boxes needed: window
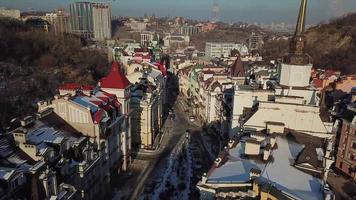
[352,141,356,149]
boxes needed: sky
[1,0,356,24]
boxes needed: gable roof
[230,56,245,77]
[100,62,131,89]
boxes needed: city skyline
[1,0,356,24]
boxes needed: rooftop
[100,62,131,90]
[206,134,324,200]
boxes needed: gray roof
[206,136,323,200]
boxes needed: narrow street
[112,73,216,200]
[113,101,214,199]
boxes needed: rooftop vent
[20,116,35,127]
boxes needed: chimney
[263,143,272,161]
[202,173,207,184]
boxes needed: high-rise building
[92,3,112,40]
[69,2,93,38]
[44,9,71,35]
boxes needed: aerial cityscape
[0,0,355,200]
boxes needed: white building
[163,34,190,47]
[44,10,72,35]
[140,31,154,46]
[205,42,249,59]
[92,3,111,40]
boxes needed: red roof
[312,78,323,89]
[100,62,131,89]
[134,48,149,53]
[58,83,95,91]
[230,56,245,77]
[157,62,167,76]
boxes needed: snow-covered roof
[206,136,323,200]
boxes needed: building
[196,22,217,32]
[205,42,249,59]
[197,131,334,200]
[98,62,133,170]
[163,34,190,48]
[44,10,71,35]
[127,65,167,149]
[334,89,356,180]
[179,24,200,36]
[0,7,20,19]
[25,18,50,32]
[92,3,111,40]
[8,112,100,199]
[247,32,263,51]
[69,2,93,38]
[140,31,154,46]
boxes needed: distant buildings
[205,42,249,58]
[129,20,147,32]
[247,32,263,51]
[69,2,93,38]
[196,22,217,32]
[163,34,190,48]
[92,3,111,40]
[0,7,20,19]
[25,18,50,32]
[140,31,155,46]
[44,10,72,35]
[179,24,200,36]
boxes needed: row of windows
[68,105,89,124]
[14,133,24,137]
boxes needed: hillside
[0,18,108,129]
[262,13,356,74]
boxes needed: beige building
[44,10,72,35]
[37,83,131,172]
[11,112,105,200]
[98,62,132,170]
[128,67,166,149]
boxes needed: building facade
[205,42,249,58]
[44,10,72,35]
[179,25,200,36]
[335,99,356,180]
[92,3,111,40]
[69,2,93,38]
